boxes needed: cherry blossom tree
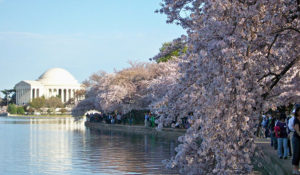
[152,0,300,174]
[72,71,108,116]
[72,61,181,116]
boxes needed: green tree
[45,97,64,108]
[29,96,46,110]
[47,108,52,115]
[29,96,64,114]
[17,106,25,115]
[7,104,17,114]
[154,39,187,63]
[1,89,16,105]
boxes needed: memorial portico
[15,68,84,105]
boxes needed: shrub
[29,96,46,110]
[45,97,64,108]
[7,104,17,114]
[27,107,34,114]
[59,108,67,114]
[16,107,25,115]
[47,108,53,115]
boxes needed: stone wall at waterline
[85,122,185,140]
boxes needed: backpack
[274,126,281,138]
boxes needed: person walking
[144,113,149,127]
[292,106,300,174]
[275,113,289,159]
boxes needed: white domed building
[15,68,84,105]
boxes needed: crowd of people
[143,112,156,127]
[86,112,158,127]
[86,112,133,125]
[261,104,300,174]
[86,111,194,129]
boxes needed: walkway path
[255,138,293,175]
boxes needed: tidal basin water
[0,117,179,175]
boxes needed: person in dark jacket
[275,113,289,159]
[269,116,278,150]
[292,106,300,175]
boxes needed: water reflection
[0,117,179,175]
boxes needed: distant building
[14,68,84,105]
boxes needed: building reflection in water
[28,118,86,174]
[0,117,179,174]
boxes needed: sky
[0,0,185,97]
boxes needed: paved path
[255,138,293,175]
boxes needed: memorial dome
[37,68,79,85]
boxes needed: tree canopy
[72,60,180,116]
[153,0,300,174]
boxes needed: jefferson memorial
[15,68,84,105]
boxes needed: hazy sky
[0,0,185,97]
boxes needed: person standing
[144,113,149,127]
[275,113,289,159]
[292,106,300,174]
[150,114,155,127]
[128,113,133,125]
[117,113,122,124]
[288,113,295,156]
[262,115,270,138]
[269,116,278,150]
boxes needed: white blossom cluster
[152,0,299,174]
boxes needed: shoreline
[1,114,74,119]
[85,121,186,140]
[85,122,292,175]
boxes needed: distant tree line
[7,104,25,115]
[0,89,16,106]
[4,95,67,115]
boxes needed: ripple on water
[0,117,179,175]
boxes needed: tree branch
[272,27,300,34]
[262,56,300,99]
[257,72,278,82]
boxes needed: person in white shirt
[289,116,295,132]
[289,114,295,155]
[117,114,122,124]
